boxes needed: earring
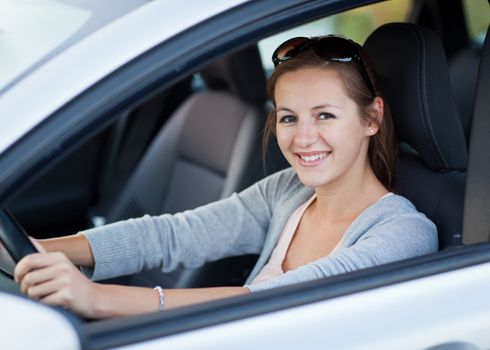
[369,129,375,134]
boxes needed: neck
[312,162,388,222]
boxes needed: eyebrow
[276,107,294,113]
[276,103,341,112]
[312,103,341,110]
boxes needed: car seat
[364,23,468,249]
[105,46,267,222]
[102,45,269,287]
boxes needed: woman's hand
[14,247,99,318]
[13,239,252,318]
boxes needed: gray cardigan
[82,168,438,292]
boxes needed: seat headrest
[200,45,267,105]
[364,23,467,171]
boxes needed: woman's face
[275,67,376,190]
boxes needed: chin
[295,172,332,188]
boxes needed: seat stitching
[394,24,448,169]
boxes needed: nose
[294,119,318,148]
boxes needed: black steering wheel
[0,209,38,264]
[0,211,83,319]
[0,211,84,319]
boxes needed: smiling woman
[265,36,396,190]
[12,33,438,319]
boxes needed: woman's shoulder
[375,193,424,216]
[345,193,438,255]
[238,167,311,211]
[367,193,437,243]
[358,193,437,236]
[254,167,304,194]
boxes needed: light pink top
[250,192,394,285]
[250,194,319,285]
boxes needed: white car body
[121,262,490,350]
[4,260,490,350]
[1,293,81,350]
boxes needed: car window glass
[258,0,411,73]
[462,0,489,45]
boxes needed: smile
[300,153,329,162]
[295,151,332,166]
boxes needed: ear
[365,96,384,136]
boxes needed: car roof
[0,0,149,92]
[0,0,249,154]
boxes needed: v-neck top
[81,167,436,293]
[249,192,393,286]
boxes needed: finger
[20,264,63,294]
[14,252,68,283]
[40,289,74,310]
[27,278,66,300]
[14,254,40,283]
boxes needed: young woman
[14,36,438,318]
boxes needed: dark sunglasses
[272,36,376,97]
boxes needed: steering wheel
[0,211,84,320]
[0,209,38,264]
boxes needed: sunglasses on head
[272,36,376,97]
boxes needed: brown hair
[263,48,397,189]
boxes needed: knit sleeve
[245,212,437,293]
[80,168,296,281]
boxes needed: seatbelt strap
[462,25,490,244]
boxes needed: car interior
[3,0,488,295]
[365,22,468,250]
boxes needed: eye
[278,115,296,124]
[318,112,336,120]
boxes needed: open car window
[258,0,412,72]
[463,0,490,43]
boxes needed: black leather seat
[104,46,268,287]
[364,23,468,249]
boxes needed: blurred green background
[259,0,489,70]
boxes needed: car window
[258,0,412,72]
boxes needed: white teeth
[300,153,329,162]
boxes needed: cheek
[275,127,291,152]
[276,127,290,149]
[327,123,368,151]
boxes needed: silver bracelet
[154,285,164,311]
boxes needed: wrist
[88,282,107,319]
[88,284,166,318]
